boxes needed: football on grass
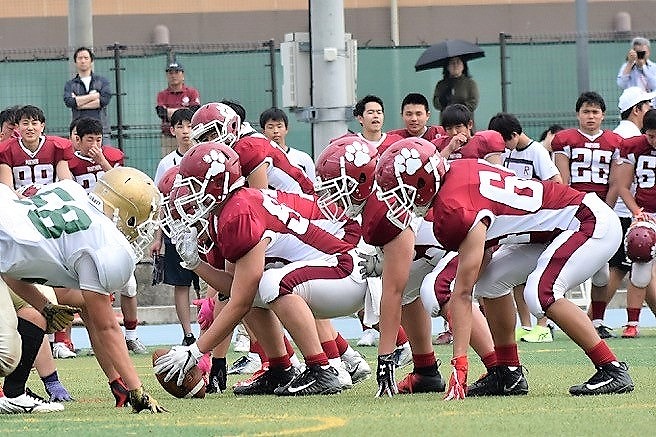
[152,348,206,398]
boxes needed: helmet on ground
[314,136,378,222]
[625,221,656,263]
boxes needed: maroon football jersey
[235,133,314,194]
[433,130,506,161]
[210,188,356,264]
[551,128,622,200]
[68,145,124,192]
[432,160,586,251]
[0,135,74,188]
[619,135,656,213]
[387,125,446,142]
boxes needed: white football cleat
[52,342,76,359]
[356,329,378,347]
[0,388,64,414]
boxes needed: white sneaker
[227,353,262,374]
[392,342,412,368]
[52,342,76,359]
[341,350,372,384]
[233,333,250,353]
[0,388,64,414]
[335,363,353,390]
[357,329,378,347]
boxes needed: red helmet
[374,137,447,229]
[157,165,180,197]
[190,102,241,147]
[314,136,379,221]
[625,221,656,263]
[171,142,244,232]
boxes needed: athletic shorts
[163,239,200,287]
[608,216,632,272]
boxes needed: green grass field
[5,330,656,436]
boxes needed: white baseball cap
[618,86,656,112]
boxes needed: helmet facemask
[315,156,361,222]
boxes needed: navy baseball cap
[166,62,184,72]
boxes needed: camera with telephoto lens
[637,51,646,60]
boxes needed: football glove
[206,358,227,394]
[192,297,215,330]
[129,386,168,413]
[444,355,468,401]
[358,251,383,278]
[41,303,80,333]
[153,343,204,386]
[175,227,202,270]
[375,353,398,398]
[109,377,130,407]
[44,379,74,402]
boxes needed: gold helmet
[89,167,162,258]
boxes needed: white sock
[124,329,137,341]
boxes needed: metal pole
[67,0,93,74]
[108,43,127,151]
[575,0,590,93]
[499,32,510,113]
[266,39,277,108]
[390,0,400,47]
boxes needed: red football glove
[193,297,215,330]
[444,355,468,401]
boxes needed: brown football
[152,348,206,399]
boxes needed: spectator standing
[388,93,445,141]
[63,47,112,143]
[433,57,479,119]
[155,62,201,157]
[617,37,656,95]
[259,107,315,182]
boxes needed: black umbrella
[415,39,485,72]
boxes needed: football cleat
[341,351,372,384]
[392,342,413,367]
[0,388,64,414]
[126,338,148,354]
[397,371,446,394]
[467,366,529,397]
[233,366,297,395]
[569,361,634,396]
[52,342,76,359]
[514,327,531,342]
[274,365,342,396]
[227,354,262,375]
[335,363,353,390]
[520,325,553,343]
[356,329,378,347]
[621,325,639,339]
[595,324,616,339]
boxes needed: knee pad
[630,262,653,288]
[591,264,610,287]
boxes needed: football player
[551,92,623,339]
[607,108,656,335]
[154,142,380,396]
[0,105,73,191]
[387,93,445,141]
[375,139,634,400]
[0,167,166,413]
[314,137,504,398]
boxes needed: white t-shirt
[613,120,642,218]
[154,149,185,186]
[501,139,559,181]
[0,180,136,294]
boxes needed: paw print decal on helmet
[203,149,227,179]
[345,141,373,167]
[394,147,422,176]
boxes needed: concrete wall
[0,2,653,49]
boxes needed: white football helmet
[89,167,162,259]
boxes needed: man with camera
[617,37,656,97]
